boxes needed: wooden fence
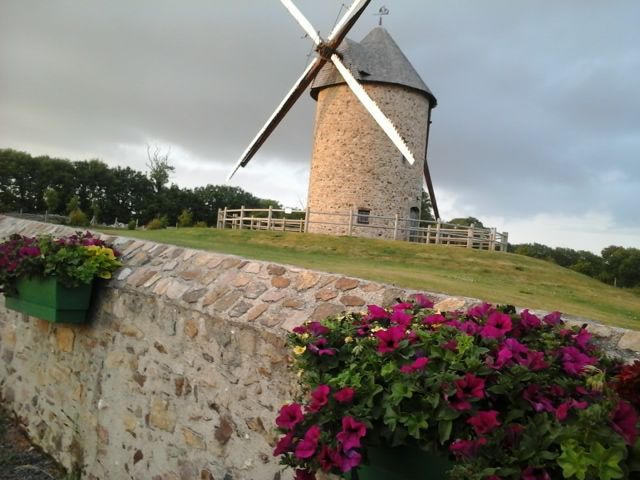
[217,207,508,252]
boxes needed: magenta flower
[375,326,405,353]
[273,431,295,456]
[294,469,316,480]
[467,410,501,435]
[572,328,592,351]
[400,356,429,374]
[521,350,549,371]
[292,325,307,334]
[295,425,321,459]
[542,311,562,325]
[331,448,362,472]
[276,403,304,430]
[18,246,40,256]
[521,466,551,480]
[308,385,331,413]
[559,346,595,376]
[307,338,336,356]
[307,321,330,336]
[317,445,334,472]
[390,309,412,326]
[610,400,639,445]
[366,304,390,320]
[467,303,492,318]
[455,373,486,400]
[522,385,555,413]
[336,416,367,451]
[480,311,513,338]
[441,339,458,351]
[424,313,447,326]
[520,309,541,329]
[413,293,434,308]
[449,437,487,459]
[494,338,529,369]
[333,387,355,404]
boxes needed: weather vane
[374,5,389,26]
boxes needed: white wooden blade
[279,0,322,46]
[227,57,323,181]
[331,54,418,165]
[328,0,370,42]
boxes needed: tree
[43,187,60,213]
[146,145,175,194]
[66,195,80,214]
[448,216,485,228]
[420,191,435,222]
[178,209,193,227]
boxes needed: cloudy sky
[1,1,638,253]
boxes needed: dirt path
[0,403,67,480]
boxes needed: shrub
[127,220,136,230]
[178,209,193,228]
[146,218,165,230]
[194,221,208,228]
[68,208,89,226]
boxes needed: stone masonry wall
[0,216,639,480]
[307,83,430,240]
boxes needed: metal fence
[217,207,508,252]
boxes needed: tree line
[0,148,281,227]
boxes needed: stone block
[184,318,199,338]
[54,326,75,352]
[335,278,359,291]
[182,288,207,304]
[295,272,320,291]
[315,288,338,301]
[243,262,262,274]
[246,303,268,322]
[120,324,144,339]
[619,331,640,352]
[311,303,344,321]
[434,297,468,312]
[215,415,235,445]
[271,276,290,289]
[340,295,365,307]
[261,290,286,303]
[182,427,206,450]
[149,398,177,433]
[267,264,286,276]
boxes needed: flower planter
[350,444,452,480]
[4,276,93,324]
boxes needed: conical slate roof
[310,27,437,106]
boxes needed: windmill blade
[328,0,371,42]
[280,0,322,45]
[330,53,419,165]
[423,165,440,220]
[227,56,327,181]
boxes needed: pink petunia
[336,416,367,451]
[375,326,405,353]
[455,373,486,400]
[294,425,321,459]
[390,309,413,327]
[331,448,362,472]
[275,403,304,430]
[366,304,390,320]
[610,400,638,445]
[480,311,513,338]
[467,410,501,435]
[308,385,331,413]
[424,313,447,326]
[520,309,541,329]
[400,356,429,374]
[273,431,295,456]
[467,303,492,318]
[333,387,356,404]
[449,437,487,459]
[413,293,434,308]
[542,311,562,325]
[559,346,596,376]
[294,469,316,480]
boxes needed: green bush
[68,208,89,226]
[146,218,165,230]
[178,209,193,227]
[127,220,136,230]
[194,221,207,228]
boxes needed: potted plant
[0,231,122,323]
[274,296,640,479]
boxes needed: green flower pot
[350,444,452,480]
[5,276,93,324]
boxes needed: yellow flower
[300,333,310,340]
[344,336,353,343]
[371,326,385,333]
[293,346,306,356]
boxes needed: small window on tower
[357,209,371,224]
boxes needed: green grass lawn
[100,227,640,330]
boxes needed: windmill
[228,0,440,236]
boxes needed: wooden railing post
[435,220,442,245]
[393,214,399,240]
[239,206,245,230]
[489,228,497,251]
[304,207,310,233]
[267,205,272,231]
[467,223,475,249]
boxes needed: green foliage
[146,217,166,230]
[194,221,207,228]
[127,220,137,230]
[0,232,122,294]
[177,209,193,228]
[448,216,485,228]
[421,191,435,222]
[276,300,639,478]
[66,195,80,214]
[43,187,59,213]
[68,208,89,226]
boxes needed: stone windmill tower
[228,1,439,241]
[307,26,437,239]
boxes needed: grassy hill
[101,227,640,330]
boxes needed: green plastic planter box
[4,276,93,324]
[349,444,452,480]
